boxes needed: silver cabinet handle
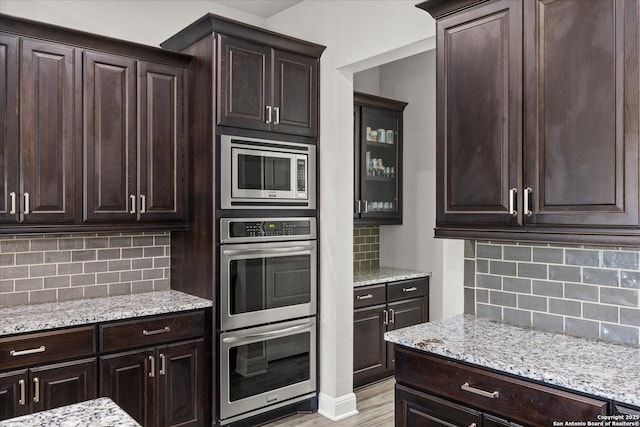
[524,187,532,216]
[10,346,45,357]
[461,382,499,399]
[266,106,272,124]
[389,308,395,324]
[140,194,146,214]
[403,287,418,293]
[469,424,477,427]
[355,200,361,214]
[356,294,373,300]
[9,192,16,215]
[159,353,166,376]
[130,194,136,214]
[363,200,368,213]
[23,193,29,215]
[508,187,517,216]
[274,106,280,125]
[383,309,389,325]
[223,246,313,256]
[143,326,170,336]
[32,377,39,403]
[148,355,155,378]
[18,379,25,405]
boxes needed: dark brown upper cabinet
[0,14,190,233]
[354,92,407,225]
[218,34,318,137]
[420,0,640,245]
[0,36,80,226]
[84,51,186,223]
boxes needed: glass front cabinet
[354,92,407,224]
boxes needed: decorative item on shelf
[377,128,386,143]
[366,127,373,141]
[386,130,395,144]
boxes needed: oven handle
[222,246,314,256]
[222,322,314,344]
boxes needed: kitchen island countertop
[0,289,212,336]
[353,266,431,288]
[0,397,139,427]
[385,314,640,407]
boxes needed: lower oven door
[220,317,316,423]
[220,240,317,331]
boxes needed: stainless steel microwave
[221,135,316,209]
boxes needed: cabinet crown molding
[416,0,492,19]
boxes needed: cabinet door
[272,50,317,137]
[0,35,18,224]
[353,304,386,388]
[83,51,137,223]
[217,35,271,132]
[100,348,155,427]
[0,370,28,421]
[387,297,428,371]
[523,0,639,226]
[157,339,206,427]
[30,358,96,413]
[395,384,482,427]
[359,106,403,224]
[138,61,186,222]
[436,0,522,226]
[20,38,78,224]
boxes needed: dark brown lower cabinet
[0,358,96,421]
[353,277,429,388]
[100,339,205,427]
[395,347,608,427]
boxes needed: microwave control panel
[221,217,317,242]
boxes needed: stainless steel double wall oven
[218,134,318,425]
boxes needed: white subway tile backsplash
[465,240,640,346]
[0,232,170,307]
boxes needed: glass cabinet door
[354,92,406,225]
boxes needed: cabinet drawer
[396,348,607,427]
[0,326,96,371]
[387,278,428,302]
[354,285,386,308]
[100,311,204,353]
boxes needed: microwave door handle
[222,246,314,256]
[222,322,314,344]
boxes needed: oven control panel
[221,217,317,242]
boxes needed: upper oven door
[220,240,317,331]
[221,135,315,209]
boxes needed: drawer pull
[18,379,25,405]
[461,382,499,399]
[403,287,418,292]
[469,424,477,427]
[356,294,374,300]
[10,346,46,357]
[143,326,171,336]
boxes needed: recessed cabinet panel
[20,38,77,224]
[0,35,18,224]
[138,61,186,222]
[0,370,28,420]
[437,1,522,225]
[83,51,136,222]
[525,0,639,226]
[273,50,317,137]
[218,35,271,131]
[30,358,97,413]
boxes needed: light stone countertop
[0,290,212,336]
[0,397,139,427]
[353,266,431,288]
[385,314,640,408]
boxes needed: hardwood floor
[264,378,395,427]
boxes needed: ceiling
[210,0,303,18]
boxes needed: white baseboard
[317,391,358,421]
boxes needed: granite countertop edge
[353,266,431,287]
[0,397,140,427]
[385,314,640,408]
[0,290,212,337]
